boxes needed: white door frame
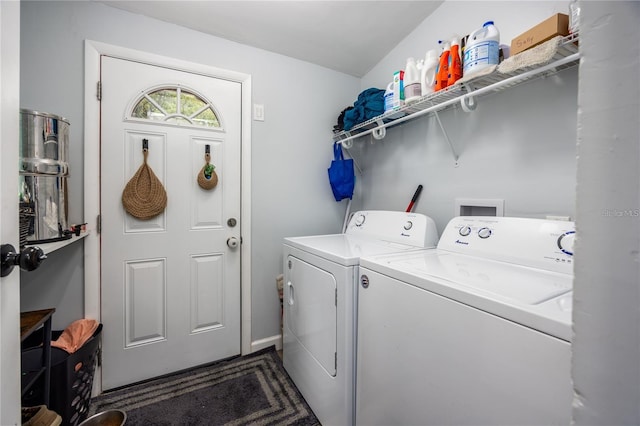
[0,1,22,423]
[83,40,252,392]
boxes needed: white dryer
[283,210,439,426]
[356,216,575,426]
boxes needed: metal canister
[19,109,70,245]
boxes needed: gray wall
[573,2,640,423]
[351,1,576,234]
[19,1,360,337]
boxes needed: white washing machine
[283,210,439,426]
[356,216,575,426]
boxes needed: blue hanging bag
[327,142,355,201]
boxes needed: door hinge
[335,352,337,371]
[97,81,102,101]
[96,214,101,234]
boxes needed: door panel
[123,130,167,233]
[100,56,241,389]
[286,255,337,376]
[190,138,223,228]
[124,259,166,347]
[190,254,224,331]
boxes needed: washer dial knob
[478,227,492,239]
[404,221,413,230]
[557,231,575,255]
[459,226,472,237]
[354,214,366,227]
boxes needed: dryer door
[285,255,337,376]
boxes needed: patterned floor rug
[88,346,320,425]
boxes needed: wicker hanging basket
[197,152,218,190]
[122,149,167,220]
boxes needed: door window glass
[131,87,220,128]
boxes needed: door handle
[1,244,47,277]
[287,281,294,306]
[226,237,239,249]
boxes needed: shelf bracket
[372,119,386,141]
[432,110,459,166]
[460,85,477,112]
[341,131,353,149]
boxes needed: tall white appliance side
[282,244,356,426]
[355,267,571,425]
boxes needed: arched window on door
[130,86,221,129]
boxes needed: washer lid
[387,251,571,305]
[360,250,573,341]
[284,234,422,266]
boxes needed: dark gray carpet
[88,346,320,425]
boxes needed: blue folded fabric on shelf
[343,88,385,131]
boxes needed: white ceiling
[99,1,443,77]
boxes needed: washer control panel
[345,211,439,248]
[439,216,575,274]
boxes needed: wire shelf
[333,33,580,145]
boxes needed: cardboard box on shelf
[510,13,569,56]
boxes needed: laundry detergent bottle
[435,40,450,91]
[384,82,394,114]
[421,49,439,96]
[404,57,421,103]
[463,21,500,77]
[384,80,404,119]
[447,36,462,86]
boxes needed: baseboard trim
[251,334,282,352]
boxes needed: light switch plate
[253,104,264,121]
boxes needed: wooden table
[20,308,55,407]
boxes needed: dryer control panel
[345,211,439,249]
[438,216,575,275]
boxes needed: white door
[0,1,22,423]
[100,56,242,389]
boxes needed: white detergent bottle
[384,82,394,114]
[421,49,439,96]
[384,81,404,119]
[463,20,500,77]
[404,57,421,103]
